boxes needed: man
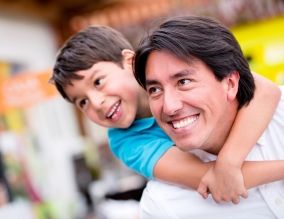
[134,16,284,219]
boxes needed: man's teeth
[107,102,120,118]
[172,116,198,129]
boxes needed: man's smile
[168,114,199,129]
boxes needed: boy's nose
[89,93,105,109]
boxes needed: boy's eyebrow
[67,93,77,104]
[146,69,194,86]
[69,69,100,104]
[70,97,76,104]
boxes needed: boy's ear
[225,71,240,101]
[121,49,135,66]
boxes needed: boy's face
[64,55,147,128]
[145,51,238,152]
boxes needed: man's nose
[162,89,183,116]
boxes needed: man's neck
[205,103,239,155]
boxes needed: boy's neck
[135,90,152,119]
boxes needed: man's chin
[172,138,201,152]
[173,139,196,152]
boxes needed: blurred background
[0,0,284,219]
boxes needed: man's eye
[179,79,190,86]
[148,87,158,94]
[147,87,162,96]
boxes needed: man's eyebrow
[171,69,194,79]
[146,69,194,86]
[145,79,159,87]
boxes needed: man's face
[145,51,238,152]
[64,57,147,129]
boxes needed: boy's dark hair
[51,26,133,101]
[134,16,255,108]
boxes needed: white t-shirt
[140,86,284,219]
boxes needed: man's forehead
[145,51,198,78]
[146,50,200,68]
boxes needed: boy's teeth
[107,102,120,118]
[172,115,198,129]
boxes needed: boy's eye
[94,78,102,87]
[78,99,89,109]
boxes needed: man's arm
[197,73,281,203]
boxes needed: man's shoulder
[261,85,284,136]
[253,88,284,158]
[265,85,284,129]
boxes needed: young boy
[50,25,283,204]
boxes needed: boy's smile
[64,58,150,128]
[106,100,121,120]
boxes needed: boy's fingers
[232,196,240,204]
[212,195,221,204]
[241,190,248,199]
[197,183,209,199]
[203,192,209,199]
[201,191,209,199]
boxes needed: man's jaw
[164,114,201,151]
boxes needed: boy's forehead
[74,63,103,79]
[90,61,124,71]
[72,61,127,83]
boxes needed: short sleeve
[107,120,173,179]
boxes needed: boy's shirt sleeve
[107,117,173,179]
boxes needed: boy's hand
[197,162,248,204]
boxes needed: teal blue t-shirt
[107,117,173,179]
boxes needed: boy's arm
[155,147,284,202]
[197,73,281,203]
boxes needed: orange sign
[0,70,58,114]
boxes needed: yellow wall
[232,16,284,84]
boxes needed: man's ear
[226,71,240,101]
[121,49,135,67]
